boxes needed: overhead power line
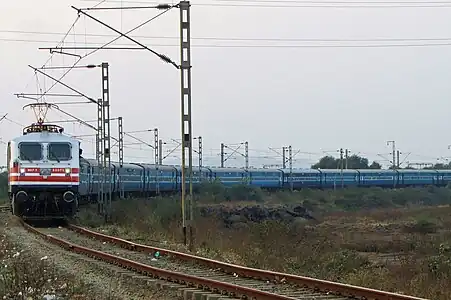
[80,0,451,8]
[5,29,451,42]
[5,37,451,48]
[26,4,174,102]
[216,0,451,3]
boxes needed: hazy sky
[1,0,451,168]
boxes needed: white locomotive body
[7,123,80,220]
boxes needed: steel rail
[0,205,9,212]
[18,219,305,300]
[67,224,427,300]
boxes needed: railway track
[19,220,428,300]
[0,204,9,212]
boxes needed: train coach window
[48,143,72,161]
[19,142,42,161]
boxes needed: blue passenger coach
[209,167,246,186]
[318,169,359,188]
[248,168,282,188]
[357,169,397,187]
[397,169,438,187]
[437,170,451,186]
[280,169,321,189]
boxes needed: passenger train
[7,122,451,220]
[78,159,451,202]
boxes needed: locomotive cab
[7,123,80,220]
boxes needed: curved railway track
[19,219,428,300]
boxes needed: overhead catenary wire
[6,38,451,48]
[80,0,451,8]
[25,0,118,97]
[29,4,174,101]
[21,15,82,97]
[6,29,451,43]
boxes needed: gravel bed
[3,217,180,300]
[40,226,353,300]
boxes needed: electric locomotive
[7,122,80,220]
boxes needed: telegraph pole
[159,139,163,164]
[387,140,396,169]
[101,62,112,222]
[198,136,203,170]
[244,142,249,171]
[154,128,160,195]
[345,149,350,169]
[94,63,112,221]
[118,116,124,199]
[220,143,225,167]
[282,146,287,169]
[193,136,203,179]
[288,145,293,191]
[154,129,159,165]
[179,1,194,250]
[280,146,293,189]
[339,148,344,188]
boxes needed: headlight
[20,168,25,174]
[65,168,71,174]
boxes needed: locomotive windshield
[48,143,72,161]
[19,142,42,161]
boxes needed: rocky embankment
[198,205,316,228]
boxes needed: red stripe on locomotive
[9,176,79,183]
[9,167,79,174]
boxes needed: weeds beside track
[16,218,428,300]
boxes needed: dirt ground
[0,213,180,300]
[78,201,451,300]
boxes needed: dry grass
[0,229,92,299]
[77,194,451,300]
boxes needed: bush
[428,243,451,279]
[197,181,265,203]
[404,218,440,234]
[0,238,86,299]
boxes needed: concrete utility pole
[96,62,112,222]
[193,136,203,179]
[118,116,124,199]
[345,149,350,169]
[338,148,344,188]
[288,145,293,191]
[387,140,396,169]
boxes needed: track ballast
[19,220,428,300]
